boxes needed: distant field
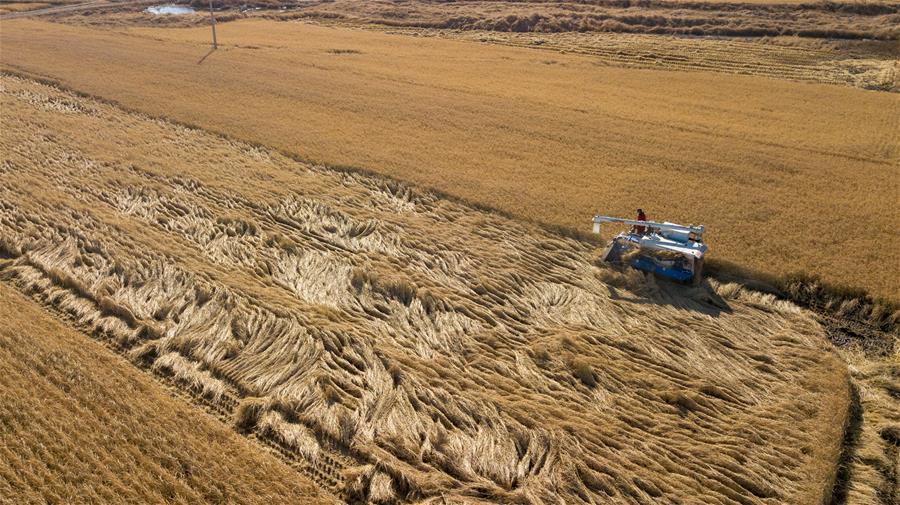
[0,2,51,14]
[2,19,897,301]
[0,72,851,504]
[373,27,899,90]
[0,283,336,504]
[44,0,900,42]
[259,0,899,39]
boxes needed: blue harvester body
[592,216,707,285]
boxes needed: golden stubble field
[2,18,897,302]
[0,73,854,504]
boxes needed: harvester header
[592,214,708,284]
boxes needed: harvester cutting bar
[591,216,704,237]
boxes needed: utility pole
[208,0,217,49]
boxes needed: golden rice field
[40,1,900,90]
[0,73,859,504]
[2,18,897,301]
[0,283,334,504]
[2,5,900,503]
[377,27,900,91]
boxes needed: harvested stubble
[0,73,853,504]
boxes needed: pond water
[145,5,196,15]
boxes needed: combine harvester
[592,215,707,285]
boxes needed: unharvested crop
[0,283,334,504]
[380,27,900,91]
[42,0,900,91]
[0,73,855,504]
[2,18,896,301]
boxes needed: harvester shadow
[608,277,732,317]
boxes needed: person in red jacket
[633,208,647,234]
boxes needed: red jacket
[635,211,647,234]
